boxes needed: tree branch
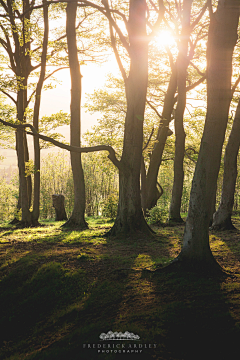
[26,67,69,106]
[231,74,240,97]
[0,90,17,104]
[103,0,127,81]
[190,2,208,31]
[143,127,154,151]
[146,99,162,119]
[0,118,121,169]
[174,75,206,103]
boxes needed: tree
[102,0,158,235]
[64,1,88,229]
[175,0,239,270]
[77,0,165,235]
[145,0,208,215]
[32,0,49,225]
[211,98,240,230]
[0,0,68,225]
[168,0,193,223]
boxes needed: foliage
[146,205,168,225]
[0,177,18,222]
[101,192,118,219]
[0,94,16,150]
[39,151,118,220]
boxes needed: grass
[0,216,240,359]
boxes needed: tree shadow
[140,267,240,360]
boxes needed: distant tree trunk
[16,129,32,225]
[145,65,177,211]
[176,0,239,269]
[64,1,88,229]
[169,0,192,223]
[212,98,240,230]
[209,189,216,227]
[52,194,67,221]
[32,0,49,225]
[109,0,151,235]
[141,156,147,216]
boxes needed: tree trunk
[52,195,67,221]
[140,156,147,216]
[109,0,152,236]
[16,129,32,226]
[145,65,177,211]
[12,0,32,226]
[64,1,88,229]
[32,0,49,225]
[15,87,32,225]
[212,99,240,230]
[176,0,239,269]
[169,0,192,223]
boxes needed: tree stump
[52,194,67,221]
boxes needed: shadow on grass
[2,223,239,359]
[138,268,240,360]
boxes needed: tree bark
[109,0,152,236]
[145,64,177,211]
[169,0,192,223]
[140,156,147,216]
[32,0,49,225]
[64,1,88,229]
[212,98,240,230]
[52,195,67,221]
[176,0,239,269]
[16,129,32,225]
[10,0,32,225]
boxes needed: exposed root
[210,216,237,231]
[61,218,88,230]
[167,217,184,225]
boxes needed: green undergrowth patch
[0,217,240,359]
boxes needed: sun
[155,30,176,48]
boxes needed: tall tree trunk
[145,65,177,211]
[169,0,192,223]
[212,98,240,230]
[109,0,151,236]
[15,87,32,225]
[176,0,239,269]
[11,0,32,226]
[64,1,88,229]
[32,0,49,225]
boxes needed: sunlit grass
[0,217,240,359]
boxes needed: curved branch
[0,118,121,169]
[146,99,162,119]
[231,74,240,97]
[103,0,127,81]
[143,127,154,151]
[0,90,17,104]
[27,66,69,107]
[190,2,208,31]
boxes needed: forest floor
[0,216,240,360]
